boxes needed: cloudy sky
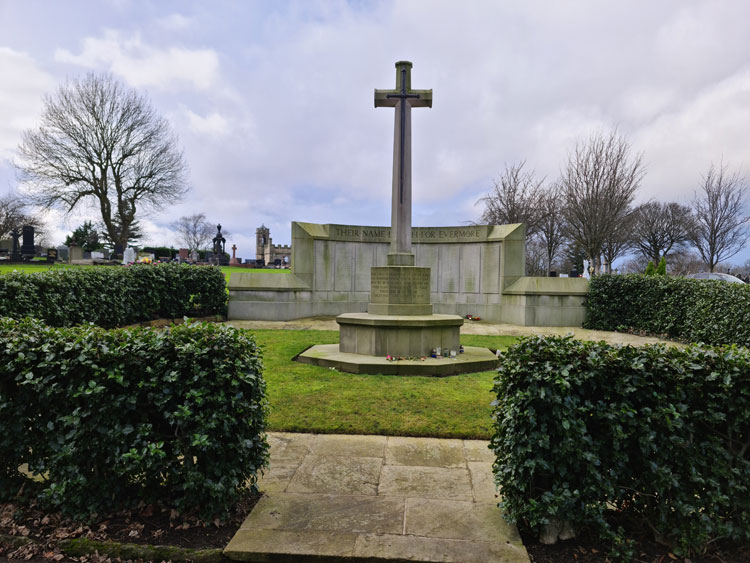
[1,0,749,262]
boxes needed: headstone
[91,251,104,260]
[46,248,58,263]
[122,247,136,264]
[21,226,35,260]
[56,245,69,261]
[68,244,84,262]
[583,260,591,279]
[190,249,198,263]
[179,248,189,263]
[230,244,239,265]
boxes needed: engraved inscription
[330,224,488,243]
[370,267,430,304]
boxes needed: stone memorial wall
[228,221,588,325]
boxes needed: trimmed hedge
[491,336,750,557]
[0,318,268,519]
[585,274,750,347]
[0,263,227,327]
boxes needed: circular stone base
[337,313,463,358]
[295,344,499,376]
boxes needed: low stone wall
[228,221,588,326]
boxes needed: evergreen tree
[645,261,656,275]
[656,256,667,275]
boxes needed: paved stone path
[227,316,678,347]
[224,432,529,562]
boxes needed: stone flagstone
[224,432,529,563]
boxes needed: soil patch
[519,517,750,563]
[0,493,259,562]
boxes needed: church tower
[256,225,270,263]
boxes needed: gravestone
[21,226,35,260]
[56,245,69,261]
[91,251,104,260]
[68,243,84,262]
[46,248,58,262]
[122,247,136,264]
[179,248,189,263]
[190,249,198,263]
[230,244,239,265]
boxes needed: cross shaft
[374,61,432,264]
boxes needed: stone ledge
[296,344,498,376]
[337,313,463,328]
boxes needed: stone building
[255,225,291,266]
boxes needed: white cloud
[0,48,55,161]
[157,13,192,31]
[54,30,219,90]
[184,108,229,137]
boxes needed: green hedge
[0,318,268,519]
[491,336,750,557]
[585,274,750,346]
[0,263,227,327]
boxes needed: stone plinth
[368,266,432,316]
[338,313,462,358]
[297,344,498,376]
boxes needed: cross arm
[374,89,433,108]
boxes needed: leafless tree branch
[477,160,546,236]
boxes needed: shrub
[656,256,666,275]
[585,274,750,346]
[491,336,750,557]
[0,263,227,327]
[142,246,177,259]
[644,261,655,275]
[0,318,268,519]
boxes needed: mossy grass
[0,263,287,283]
[253,329,518,439]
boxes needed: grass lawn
[0,262,288,284]
[251,329,518,440]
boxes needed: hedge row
[0,263,227,327]
[491,336,750,557]
[585,274,750,347]
[0,318,268,519]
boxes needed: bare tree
[560,131,644,274]
[172,213,215,252]
[600,210,634,273]
[0,192,47,242]
[525,238,548,276]
[537,184,567,274]
[15,73,188,254]
[690,162,749,272]
[478,160,545,236]
[631,201,694,264]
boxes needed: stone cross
[232,244,237,259]
[375,61,432,266]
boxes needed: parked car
[686,272,746,283]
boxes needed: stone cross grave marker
[375,61,432,266]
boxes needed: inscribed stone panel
[374,243,389,267]
[438,245,461,293]
[459,244,481,294]
[355,244,377,292]
[480,242,501,294]
[415,244,439,292]
[334,242,354,292]
[314,240,334,291]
